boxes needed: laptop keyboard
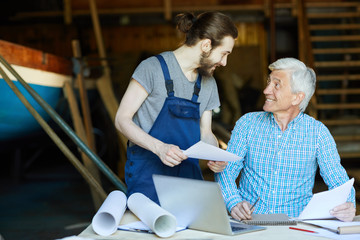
[231,226,247,231]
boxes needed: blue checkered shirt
[215,112,355,218]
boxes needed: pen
[119,227,153,234]
[250,196,260,211]
[289,227,318,234]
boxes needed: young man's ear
[200,39,212,53]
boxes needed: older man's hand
[208,161,228,173]
[330,202,356,222]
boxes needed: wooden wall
[0,20,267,104]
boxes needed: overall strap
[191,74,202,102]
[155,55,174,97]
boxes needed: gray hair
[269,58,316,112]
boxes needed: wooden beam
[308,12,360,19]
[63,0,72,25]
[72,40,96,152]
[13,3,271,20]
[269,0,276,63]
[316,103,360,110]
[311,35,360,42]
[315,60,360,68]
[64,81,105,209]
[321,119,360,126]
[88,0,128,180]
[317,88,360,95]
[163,0,172,21]
[318,74,360,81]
[313,48,360,54]
[310,24,360,30]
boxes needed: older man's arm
[316,123,356,222]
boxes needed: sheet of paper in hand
[183,141,240,162]
[298,178,354,220]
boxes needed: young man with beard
[115,12,238,203]
[216,58,356,222]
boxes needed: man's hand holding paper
[330,202,356,222]
[299,178,355,222]
[183,141,240,162]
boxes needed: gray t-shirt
[132,51,220,134]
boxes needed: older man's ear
[292,92,305,106]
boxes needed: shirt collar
[269,111,304,129]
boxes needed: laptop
[153,174,266,235]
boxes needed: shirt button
[129,161,134,166]
[128,173,133,178]
[272,190,275,194]
[277,135,281,138]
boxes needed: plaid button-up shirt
[215,111,355,218]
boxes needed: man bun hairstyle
[175,11,238,48]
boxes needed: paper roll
[127,193,177,238]
[92,190,127,236]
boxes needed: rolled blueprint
[92,190,127,236]
[127,193,177,238]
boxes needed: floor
[0,133,110,240]
[0,156,95,240]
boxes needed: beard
[198,52,217,78]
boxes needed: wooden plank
[310,24,360,30]
[315,60,360,67]
[64,81,105,209]
[311,35,360,42]
[63,0,72,25]
[333,135,360,141]
[319,119,360,126]
[340,152,360,158]
[306,2,360,8]
[316,103,360,110]
[13,4,266,19]
[313,48,360,54]
[308,12,360,19]
[72,40,96,152]
[163,0,172,21]
[317,74,360,81]
[88,0,128,180]
[317,89,360,95]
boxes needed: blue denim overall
[125,55,203,203]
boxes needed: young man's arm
[115,79,187,167]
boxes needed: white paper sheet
[127,193,177,238]
[91,190,127,236]
[298,178,354,220]
[303,220,360,232]
[306,228,360,240]
[182,141,240,162]
[118,220,186,233]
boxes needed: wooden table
[79,211,336,240]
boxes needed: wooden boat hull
[0,40,72,141]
